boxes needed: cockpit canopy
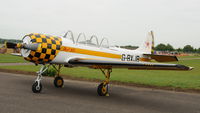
[63,31,109,48]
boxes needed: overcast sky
[0,0,199,48]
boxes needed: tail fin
[136,31,155,54]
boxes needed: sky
[0,0,200,48]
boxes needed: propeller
[5,42,40,51]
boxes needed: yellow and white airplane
[6,31,193,96]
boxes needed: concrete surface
[0,72,200,113]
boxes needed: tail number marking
[121,54,139,61]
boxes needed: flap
[144,54,178,62]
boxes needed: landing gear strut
[32,65,50,93]
[52,64,64,88]
[97,68,112,96]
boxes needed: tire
[54,76,64,88]
[32,81,42,93]
[97,83,108,96]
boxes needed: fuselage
[51,37,149,64]
[21,33,150,65]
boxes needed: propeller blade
[6,42,17,48]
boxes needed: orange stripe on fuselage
[60,46,121,59]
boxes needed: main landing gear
[97,68,112,96]
[32,64,64,93]
[52,64,64,88]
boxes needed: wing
[68,58,193,71]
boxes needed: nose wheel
[32,81,42,93]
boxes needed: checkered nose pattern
[24,33,62,64]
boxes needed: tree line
[119,44,200,53]
[155,43,200,53]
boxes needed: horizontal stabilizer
[144,54,178,62]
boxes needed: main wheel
[54,76,64,88]
[32,81,42,93]
[97,83,108,96]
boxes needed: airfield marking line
[0,63,34,66]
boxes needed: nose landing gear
[32,64,64,93]
[32,65,50,93]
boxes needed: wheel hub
[57,80,63,86]
[36,86,40,90]
[102,86,107,94]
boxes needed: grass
[0,57,200,90]
[0,54,28,63]
[178,55,200,59]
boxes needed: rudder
[136,31,155,54]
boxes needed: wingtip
[177,64,194,71]
[189,67,194,70]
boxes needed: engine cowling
[21,33,62,64]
